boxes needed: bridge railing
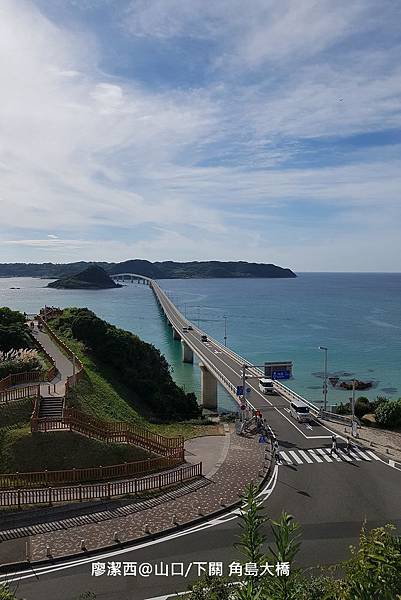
[0,462,203,507]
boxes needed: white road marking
[337,449,352,462]
[0,468,279,586]
[297,449,313,463]
[288,450,303,464]
[308,449,323,463]
[348,450,362,461]
[274,407,332,440]
[316,448,333,462]
[323,448,341,461]
[364,450,380,461]
[353,448,371,461]
[280,451,293,465]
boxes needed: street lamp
[318,346,328,411]
[223,316,227,346]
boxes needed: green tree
[375,399,401,428]
[0,307,25,327]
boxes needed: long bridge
[112,272,319,417]
[1,273,400,600]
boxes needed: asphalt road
[2,280,400,599]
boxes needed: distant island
[0,259,296,279]
[48,265,121,290]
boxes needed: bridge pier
[200,364,217,411]
[173,328,181,341]
[181,341,193,363]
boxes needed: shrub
[0,349,42,379]
[375,399,401,429]
[354,397,372,419]
[52,308,201,422]
[335,402,351,415]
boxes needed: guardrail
[0,462,203,507]
[0,455,185,489]
[0,385,40,405]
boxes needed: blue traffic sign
[259,435,268,444]
[272,370,290,380]
[236,385,244,396]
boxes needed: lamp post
[318,346,328,411]
[223,316,227,347]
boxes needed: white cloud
[0,0,400,270]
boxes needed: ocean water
[1,273,400,411]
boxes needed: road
[1,277,400,599]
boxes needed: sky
[0,0,401,271]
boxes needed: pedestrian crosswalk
[278,446,379,466]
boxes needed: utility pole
[241,363,247,422]
[223,316,227,347]
[318,346,328,411]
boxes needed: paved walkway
[0,426,268,564]
[32,322,74,396]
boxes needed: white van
[290,400,310,423]
[258,378,274,394]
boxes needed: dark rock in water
[339,379,373,391]
[48,265,121,290]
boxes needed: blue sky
[1,0,401,271]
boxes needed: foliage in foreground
[187,482,401,600]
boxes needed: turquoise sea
[1,274,400,411]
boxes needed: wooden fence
[0,385,40,405]
[31,407,184,456]
[37,316,85,393]
[0,462,202,508]
[0,455,185,489]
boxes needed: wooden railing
[31,408,184,456]
[0,385,40,405]
[0,462,202,507]
[0,455,186,489]
[0,371,44,391]
[37,316,84,393]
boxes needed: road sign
[236,385,243,396]
[246,387,251,395]
[240,404,246,411]
[272,370,290,380]
[259,435,268,444]
[265,361,293,379]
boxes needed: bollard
[197,507,203,516]
[220,498,225,507]
[46,545,52,558]
[80,539,86,551]
[172,515,178,526]
[113,532,119,543]
[144,524,150,534]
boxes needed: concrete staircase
[38,397,64,419]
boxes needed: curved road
[1,278,400,599]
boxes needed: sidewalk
[324,420,401,463]
[32,323,74,396]
[0,425,268,565]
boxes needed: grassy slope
[52,323,221,439]
[0,428,151,473]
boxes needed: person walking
[273,437,280,462]
[330,434,338,456]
